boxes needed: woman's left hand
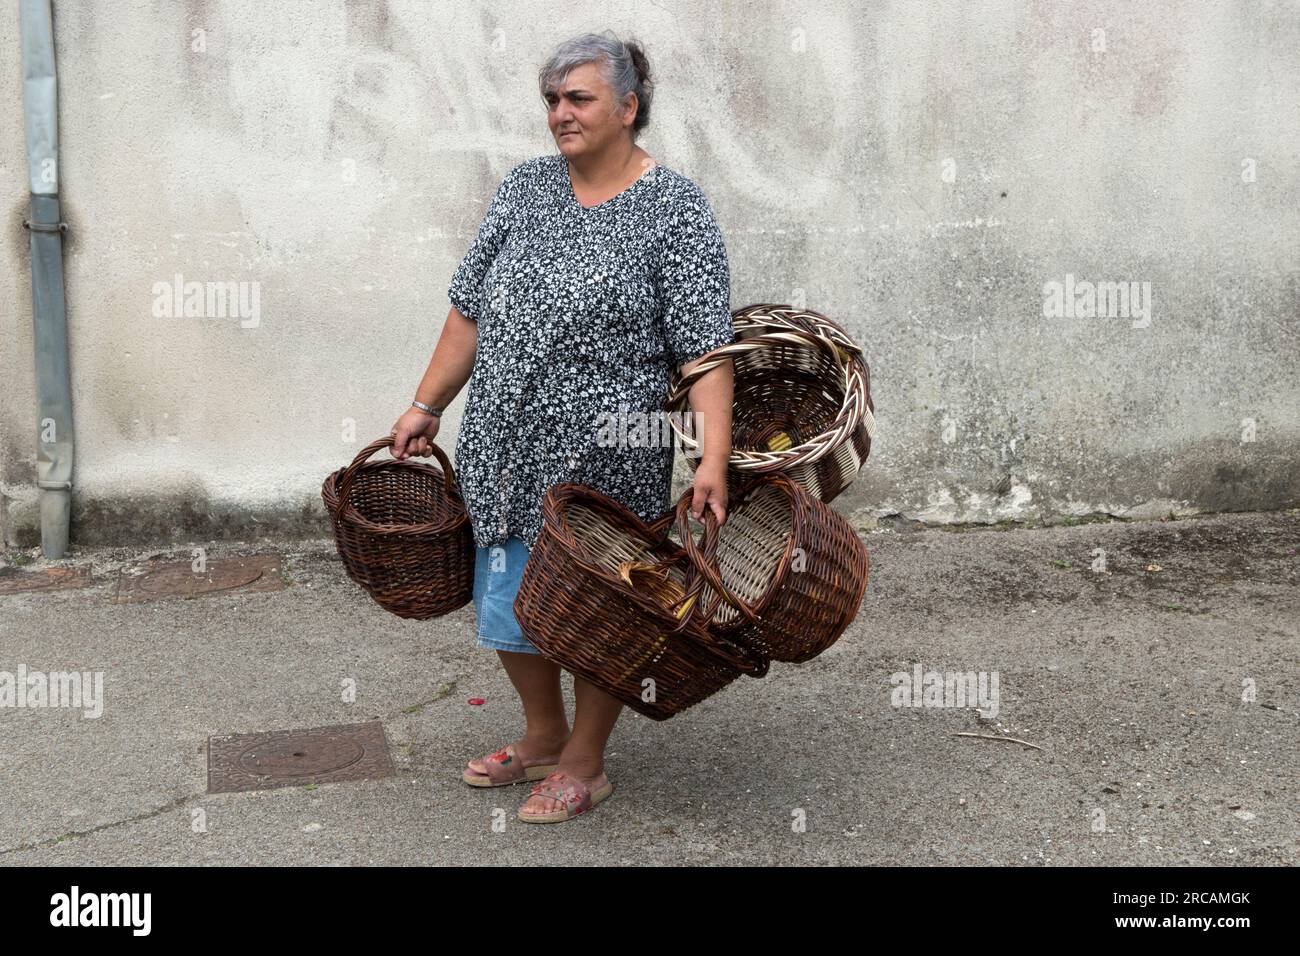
[690,458,729,527]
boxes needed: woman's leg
[467,650,569,773]
[467,535,571,771]
[520,675,622,813]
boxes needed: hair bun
[625,39,652,85]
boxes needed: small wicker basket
[321,436,474,620]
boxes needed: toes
[523,796,561,815]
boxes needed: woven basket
[665,303,875,504]
[321,436,474,619]
[673,472,870,663]
[514,483,769,721]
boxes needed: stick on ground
[954,732,1044,751]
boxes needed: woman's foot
[518,759,608,816]
[464,733,570,783]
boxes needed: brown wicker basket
[665,303,876,504]
[321,436,474,619]
[513,483,768,721]
[673,472,870,663]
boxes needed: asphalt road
[1,509,1296,865]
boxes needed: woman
[389,31,735,823]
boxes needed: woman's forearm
[680,356,733,468]
[414,306,479,409]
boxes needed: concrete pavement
[0,508,1296,865]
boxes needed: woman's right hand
[390,407,440,460]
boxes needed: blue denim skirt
[471,535,541,655]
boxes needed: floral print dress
[447,153,734,550]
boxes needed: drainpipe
[20,0,74,558]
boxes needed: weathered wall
[2,0,1298,546]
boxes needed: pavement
[0,508,1296,866]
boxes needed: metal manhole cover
[207,721,394,794]
[238,734,365,777]
[0,566,93,595]
[115,553,284,604]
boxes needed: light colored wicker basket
[665,304,876,503]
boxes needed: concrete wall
[3,0,1298,546]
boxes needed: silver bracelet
[412,400,443,417]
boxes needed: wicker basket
[513,483,769,721]
[672,472,870,663]
[321,436,474,619]
[665,303,875,504]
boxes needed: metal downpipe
[20,0,74,557]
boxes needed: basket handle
[645,509,677,540]
[332,436,459,521]
[665,327,841,406]
[664,538,769,676]
[662,329,867,471]
[668,491,762,632]
[631,500,768,677]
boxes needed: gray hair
[538,31,654,140]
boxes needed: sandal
[462,743,560,788]
[517,769,614,823]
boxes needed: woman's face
[545,60,637,158]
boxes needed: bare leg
[466,650,570,775]
[520,675,623,813]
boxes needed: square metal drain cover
[207,721,395,794]
[0,566,93,595]
[115,553,284,604]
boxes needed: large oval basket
[321,436,474,619]
[514,483,768,721]
[665,303,876,504]
[674,472,870,663]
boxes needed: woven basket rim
[732,306,873,417]
[664,315,872,470]
[320,459,472,537]
[678,472,807,622]
[537,483,716,632]
[531,483,771,676]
